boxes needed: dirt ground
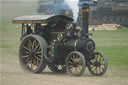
[1,54,128,85]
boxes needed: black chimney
[81,3,89,39]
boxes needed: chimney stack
[81,3,89,38]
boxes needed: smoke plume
[64,0,79,22]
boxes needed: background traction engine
[13,3,108,76]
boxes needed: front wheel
[88,52,108,76]
[66,51,86,76]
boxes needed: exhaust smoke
[64,0,79,22]
[37,0,80,22]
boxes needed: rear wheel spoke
[35,43,40,50]
[33,40,36,48]
[28,40,33,49]
[24,46,31,52]
[25,59,32,67]
[35,56,41,61]
[36,51,41,54]
[22,55,29,58]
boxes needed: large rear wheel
[19,35,47,73]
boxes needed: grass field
[91,29,128,70]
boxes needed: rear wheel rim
[20,36,45,72]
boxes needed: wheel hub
[72,62,78,67]
[94,62,101,67]
[29,49,36,59]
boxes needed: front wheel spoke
[72,67,75,73]
[77,59,81,63]
[99,66,103,72]
[100,58,104,62]
[101,57,104,61]
[99,56,103,62]
[78,61,83,65]
[92,59,96,63]
[91,60,95,63]
[77,65,82,70]
[69,61,73,64]
[73,55,76,58]
[99,67,101,73]
[69,64,73,68]
[69,65,73,69]
[95,55,98,60]
[93,67,97,72]
[97,67,100,73]
[100,65,104,70]
[96,58,98,63]
[101,63,105,66]
[70,57,75,62]
[73,67,77,74]
[69,66,73,72]
[96,67,98,73]
[77,67,81,73]
[101,59,105,62]
[98,56,101,62]
[73,55,76,61]
[76,67,80,72]
[75,67,78,74]
[90,65,95,69]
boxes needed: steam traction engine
[13,4,108,76]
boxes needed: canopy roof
[12,15,73,24]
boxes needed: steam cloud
[64,0,79,22]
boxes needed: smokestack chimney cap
[82,3,89,9]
